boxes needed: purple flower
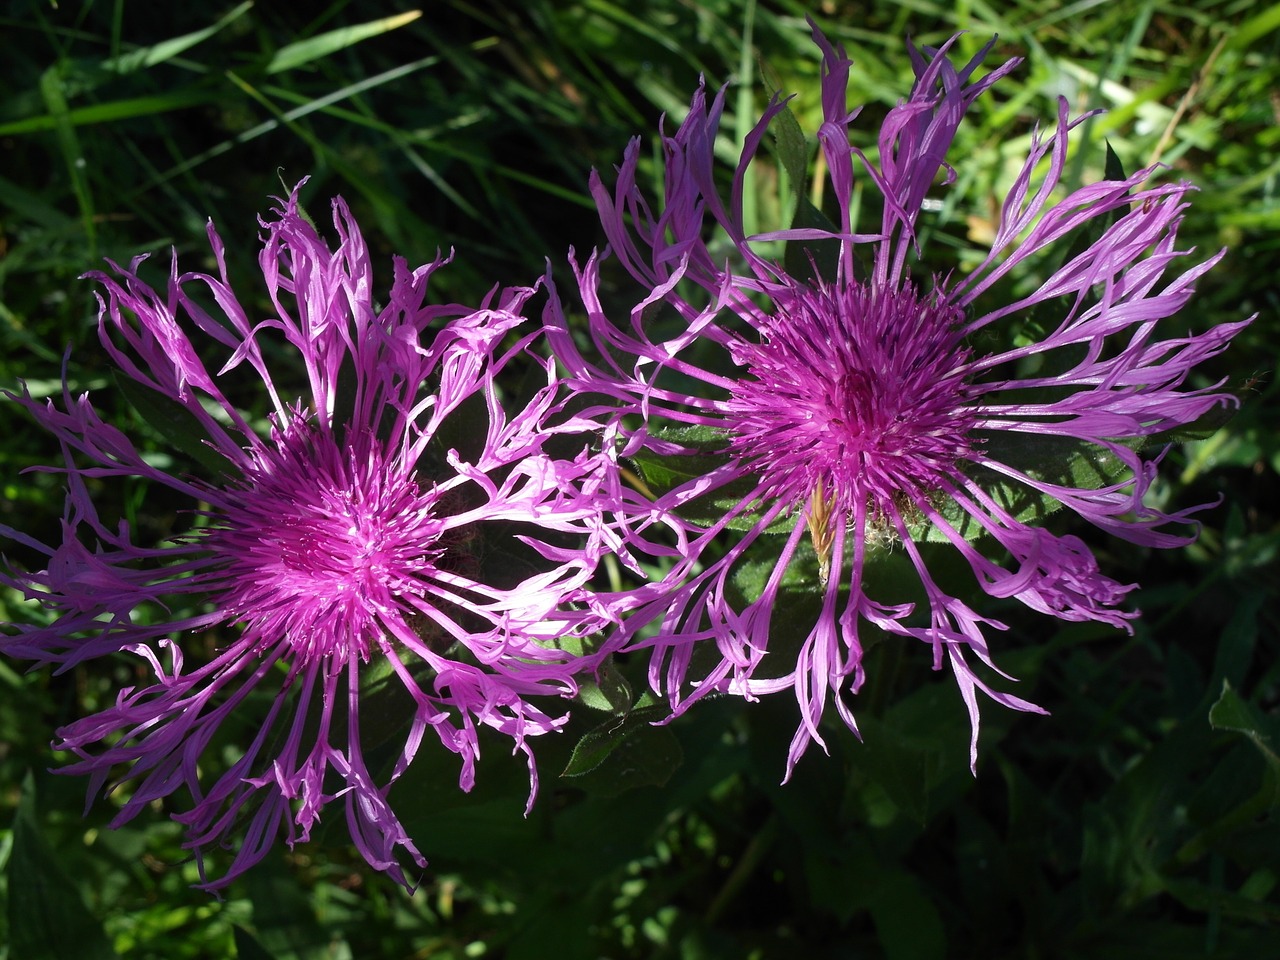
[546,27,1249,775]
[1,182,617,888]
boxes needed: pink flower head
[547,26,1249,776]
[1,182,618,888]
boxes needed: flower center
[207,417,443,664]
[725,280,975,550]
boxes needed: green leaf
[0,172,74,229]
[635,402,1163,555]
[1164,875,1280,924]
[114,374,238,479]
[0,91,216,137]
[101,2,253,74]
[866,869,948,960]
[569,725,684,798]
[1209,681,1280,779]
[1021,143,1131,340]
[6,775,117,960]
[917,429,1137,544]
[1211,595,1261,692]
[730,536,822,604]
[561,706,683,796]
[576,660,633,713]
[1103,140,1129,183]
[852,682,974,825]
[232,927,276,960]
[318,648,435,791]
[627,424,731,492]
[504,894,596,960]
[1226,3,1280,50]
[355,650,432,760]
[39,65,95,251]
[430,386,492,466]
[242,849,339,960]
[266,11,424,75]
[631,423,1136,560]
[771,99,809,197]
[627,424,794,534]
[783,196,844,285]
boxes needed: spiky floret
[546,25,1249,774]
[726,280,976,541]
[1,183,619,888]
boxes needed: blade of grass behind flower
[1226,3,1280,49]
[219,68,454,261]
[101,0,253,74]
[38,65,95,253]
[264,10,424,75]
[1063,0,1153,185]
[137,53,451,192]
[735,0,759,240]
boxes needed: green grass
[1,1,1277,957]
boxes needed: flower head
[547,26,1249,774]
[1,182,615,888]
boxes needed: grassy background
[1,1,1277,957]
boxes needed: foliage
[1,0,1277,957]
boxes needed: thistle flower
[1,183,616,888]
[547,26,1248,775]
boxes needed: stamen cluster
[726,279,975,520]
